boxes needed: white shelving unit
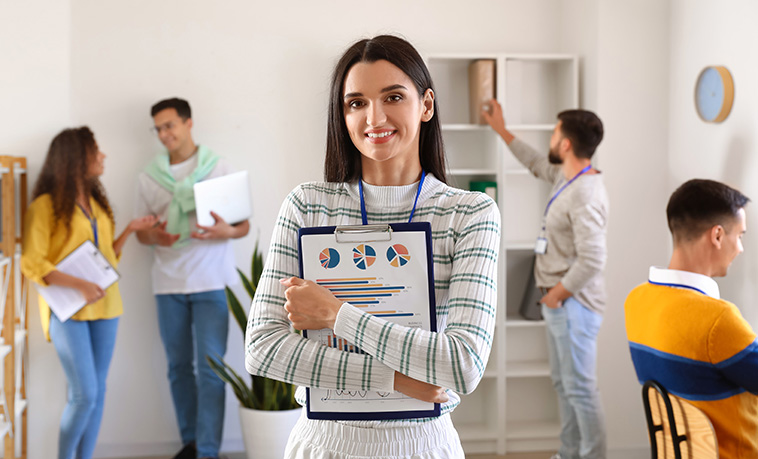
[427,53,578,455]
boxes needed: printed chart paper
[36,240,120,322]
[299,225,438,420]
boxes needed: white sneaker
[549,455,561,459]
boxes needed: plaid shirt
[245,174,500,426]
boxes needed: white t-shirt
[134,151,238,295]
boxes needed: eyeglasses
[150,120,181,135]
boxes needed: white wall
[0,1,71,458]
[595,0,673,451]
[668,0,758,326]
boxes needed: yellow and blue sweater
[625,267,758,458]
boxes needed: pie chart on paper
[319,248,340,269]
[352,244,377,270]
[386,244,411,268]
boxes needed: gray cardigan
[508,137,609,314]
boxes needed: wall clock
[695,66,734,123]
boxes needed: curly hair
[31,126,114,231]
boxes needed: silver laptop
[193,170,251,227]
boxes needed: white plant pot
[238,406,301,459]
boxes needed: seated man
[625,178,758,458]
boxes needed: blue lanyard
[544,164,593,217]
[78,204,99,248]
[648,281,706,296]
[358,171,426,225]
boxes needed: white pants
[284,410,465,459]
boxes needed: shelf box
[428,56,499,125]
[502,174,550,243]
[504,57,577,126]
[506,420,561,440]
[450,378,498,432]
[507,326,549,364]
[506,378,559,425]
[505,248,539,318]
[443,129,500,172]
[456,423,499,441]
[506,361,551,378]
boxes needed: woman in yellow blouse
[21,126,155,459]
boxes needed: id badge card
[535,237,548,254]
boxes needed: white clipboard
[36,240,120,322]
[298,223,440,421]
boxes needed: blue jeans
[542,297,606,459]
[49,314,119,459]
[156,290,228,458]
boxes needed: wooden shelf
[0,156,28,458]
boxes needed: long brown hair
[324,35,447,183]
[32,126,114,230]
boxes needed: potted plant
[207,240,300,459]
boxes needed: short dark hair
[324,35,447,183]
[557,109,604,159]
[667,179,750,242]
[151,98,192,120]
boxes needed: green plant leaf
[238,267,255,300]
[220,235,299,411]
[225,286,247,335]
[206,355,255,408]
[252,239,264,290]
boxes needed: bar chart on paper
[298,226,438,417]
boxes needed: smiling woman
[246,35,501,459]
[20,127,156,459]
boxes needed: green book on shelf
[470,180,497,202]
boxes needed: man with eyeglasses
[134,98,249,459]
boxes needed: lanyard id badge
[535,236,548,254]
[534,165,592,255]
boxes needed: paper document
[36,240,120,322]
[299,223,439,420]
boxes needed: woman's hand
[77,279,105,304]
[128,214,159,232]
[280,277,343,330]
[394,372,449,404]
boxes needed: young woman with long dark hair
[246,35,500,458]
[21,126,155,459]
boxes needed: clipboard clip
[334,224,392,243]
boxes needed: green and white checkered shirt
[245,174,500,426]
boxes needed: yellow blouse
[21,194,123,341]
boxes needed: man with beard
[483,100,608,459]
